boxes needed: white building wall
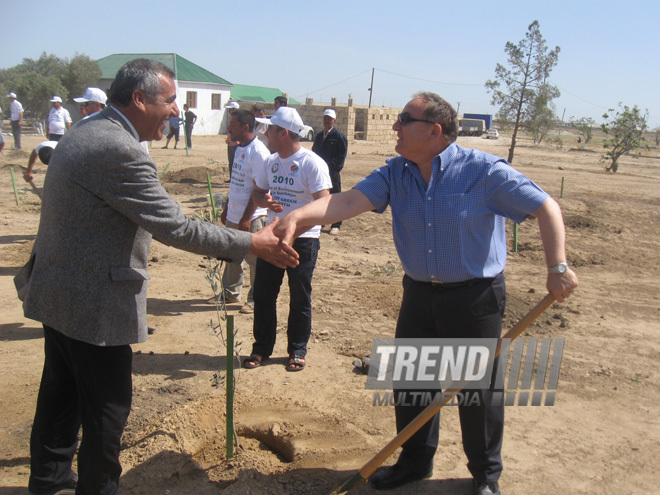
[177,81,231,136]
[97,78,231,136]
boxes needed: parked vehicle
[485,128,500,139]
[463,113,493,130]
[458,118,486,136]
[301,124,314,141]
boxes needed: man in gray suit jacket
[15,58,298,495]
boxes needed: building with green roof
[97,53,233,136]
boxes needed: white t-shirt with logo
[255,147,331,238]
[48,107,72,135]
[227,137,270,223]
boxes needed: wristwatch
[548,262,569,274]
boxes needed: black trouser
[48,134,63,142]
[185,125,193,148]
[11,120,21,149]
[29,326,132,495]
[393,273,506,483]
[329,170,342,229]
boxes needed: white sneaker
[329,228,340,235]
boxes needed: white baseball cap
[7,92,17,98]
[323,109,337,119]
[225,101,240,109]
[49,96,63,103]
[256,107,305,136]
[73,87,107,104]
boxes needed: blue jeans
[251,237,319,358]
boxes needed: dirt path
[1,133,659,494]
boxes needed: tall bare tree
[485,20,560,163]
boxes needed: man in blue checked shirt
[275,92,578,495]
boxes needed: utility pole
[368,68,375,108]
[456,101,461,115]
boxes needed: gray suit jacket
[15,107,251,346]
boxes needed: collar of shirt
[108,105,139,141]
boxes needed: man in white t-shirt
[23,140,58,182]
[243,106,331,372]
[47,96,72,141]
[220,109,270,313]
[7,92,23,149]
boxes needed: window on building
[211,94,221,110]
[186,91,197,109]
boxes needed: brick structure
[231,96,399,143]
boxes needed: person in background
[220,109,271,314]
[183,103,196,148]
[46,96,72,141]
[243,106,331,373]
[311,108,348,235]
[251,103,269,147]
[273,95,287,111]
[7,92,23,149]
[23,140,58,182]
[162,115,182,149]
[73,87,107,119]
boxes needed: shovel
[329,292,556,494]
[29,180,42,199]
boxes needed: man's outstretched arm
[275,188,375,244]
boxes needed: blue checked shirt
[354,142,549,283]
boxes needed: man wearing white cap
[243,106,332,372]
[73,87,107,119]
[47,96,72,141]
[312,108,348,235]
[7,92,23,149]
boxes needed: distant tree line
[0,52,100,121]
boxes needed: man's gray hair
[108,58,175,107]
[412,92,458,142]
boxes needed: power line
[550,81,609,111]
[294,69,372,100]
[375,68,483,87]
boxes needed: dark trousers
[185,125,193,148]
[393,273,506,483]
[11,120,21,149]
[329,170,342,229]
[252,237,319,358]
[29,326,133,495]
[48,134,63,142]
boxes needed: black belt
[427,278,489,290]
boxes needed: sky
[2,0,659,127]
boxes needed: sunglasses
[397,112,435,126]
[82,102,94,107]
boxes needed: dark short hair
[108,58,175,107]
[274,96,288,106]
[412,91,458,142]
[233,109,256,133]
[252,104,264,113]
[38,145,54,165]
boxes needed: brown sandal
[286,354,306,372]
[243,354,266,369]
